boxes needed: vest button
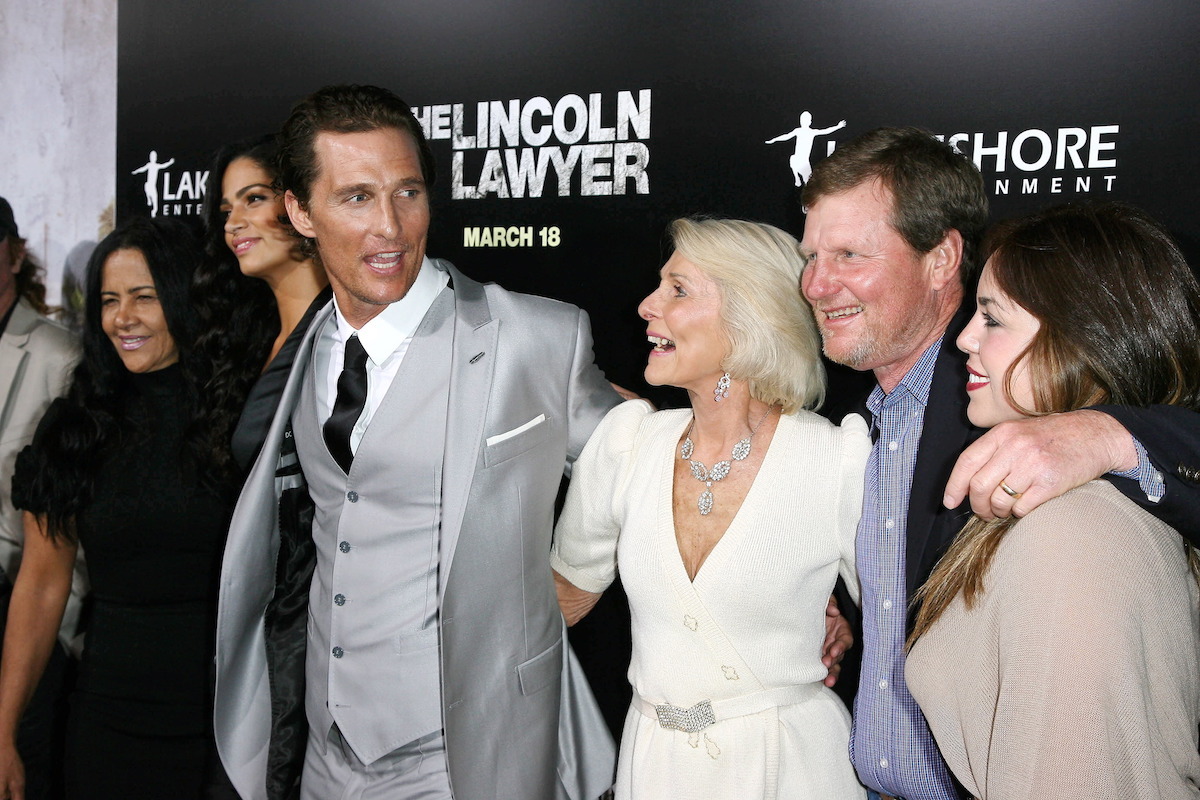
[347,491,358,502]
[339,541,351,553]
[334,594,346,606]
[332,646,344,659]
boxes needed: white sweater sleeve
[550,399,653,594]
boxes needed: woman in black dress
[195,134,330,474]
[0,217,236,799]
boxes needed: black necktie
[323,334,369,473]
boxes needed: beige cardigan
[907,481,1200,799]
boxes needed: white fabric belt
[632,683,822,733]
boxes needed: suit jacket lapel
[438,261,496,602]
[905,303,978,597]
[0,303,41,431]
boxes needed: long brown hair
[909,202,1200,645]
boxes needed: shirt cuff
[1110,437,1164,503]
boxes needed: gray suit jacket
[214,260,620,800]
[0,300,85,651]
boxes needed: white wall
[0,0,117,304]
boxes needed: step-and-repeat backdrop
[116,0,1199,402]
[117,0,1199,726]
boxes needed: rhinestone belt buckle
[654,699,716,733]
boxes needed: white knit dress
[552,400,870,800]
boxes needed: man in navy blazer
[801,127,1200,800]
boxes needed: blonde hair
[669,217,825,414]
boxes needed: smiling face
[220,157,298,281]
[637,252,729,397]
[100,248,179,374]
[955,261,1041,427]
[285,127,429,328]
[800,179,961,391]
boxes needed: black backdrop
[118,0,1200,404]
[117,0,1200,731]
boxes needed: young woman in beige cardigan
[906,202,1200,800]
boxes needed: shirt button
[887,440,898,452]
[334,594,346,606]
[885,518,895,529]
[882,599,893,610]
[879,758,889,769]
[332,646,344,659]
[339,541,351,553]
[879,678,888,690]
[347,490,358,503]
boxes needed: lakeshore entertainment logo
[767,114,1122,198]
[938,125,1120,196]
[765,112,846,187]
[131,151,208,217]
[414,90,652,200]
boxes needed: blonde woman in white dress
[552,217,869,800]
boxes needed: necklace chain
[680,405,773,516]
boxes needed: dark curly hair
[18,216,232,540]
[193,135,285,477]
[4,236,54,316]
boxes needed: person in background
[0,217,241,799]
[0,196,81,800]
[553,217,870,799]
[196,134,331,474]
[907,202,1200,799]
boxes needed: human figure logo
[130,151,208,217]
[765,112,846,187]
[130,150,176,217]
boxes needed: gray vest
[295,288,454,765]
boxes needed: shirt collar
[867,334,945,417]
[331,256,449,364]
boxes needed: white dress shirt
[314,257,450,454]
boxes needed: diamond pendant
[698,488,714,515]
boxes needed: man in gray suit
[213,85,621,800]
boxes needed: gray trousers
[300,724,452,800]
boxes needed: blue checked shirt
[849,338,1166,800]
[850,339,958,799]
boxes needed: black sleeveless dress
[14,365,230,799]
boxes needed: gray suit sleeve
[563,308,622,476]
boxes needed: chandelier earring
[713,372,731,403]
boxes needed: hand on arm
[0,513,78,800]
[821,595,853,688]
[554,570,603,627]
[944,409,1136,519]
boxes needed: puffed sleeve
[10,397,70,514]
[551,398,653,594]
[835,412,870,606]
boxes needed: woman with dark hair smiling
[195,134,329,473]
[906,202,1200,799]
[0,217,238,798]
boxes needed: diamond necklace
[680,405,774,516]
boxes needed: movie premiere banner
[117,0,1200,400]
